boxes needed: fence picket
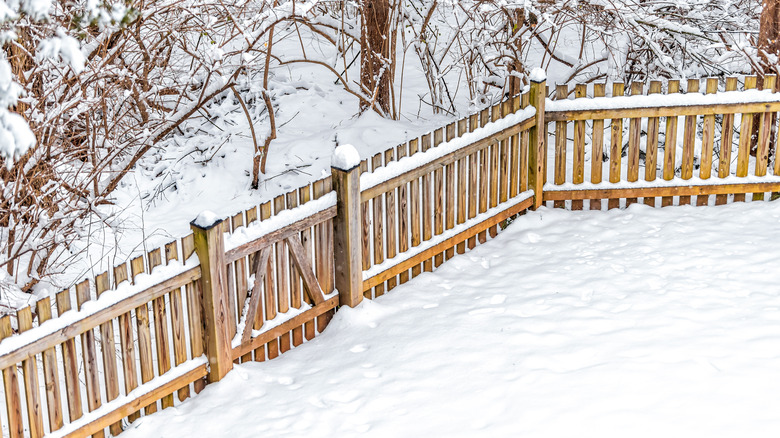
[0,315,23,438]
[662,80,681,207]
[384,149,398,290]
[75,280,105,438]
[609,82,625,209]
[457,118,468,254]
[735,76,758,202]
[94,272,122,435]
[626,81,643,206]
[17,306,44,438]
[717,77,739,205]
[590,83,606,210]
[35,297,63,432]
[754,75,776,201]
[554,84,568,209]
[644,80,662,206]
[55,291,83,423]
[131,256,157,415]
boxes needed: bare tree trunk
[752,0,780,156]
[360,0,392,115]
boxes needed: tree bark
[360,0,392,115]
[752,0,780,157]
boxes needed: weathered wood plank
[371,153,386,297]
[182,234,206,392]
[609,82,625,209]
[626,81,644,206]
[164,242,190,401]
[409,138,422,278]
[754,75,776,201]
[571,84,587,210]
[36,297,64,432]
[717,77,739,205]
[384,148,398,289]
[17,306,44,438]
[55,291,82,424]
[75,280,106,438]
[0,315,24,438]
[554,84,568,209]
[590,83,606,210]
[735,76,758,202]
[662,80,681,207]
[644,80,662,206]
[285,190,304,347]
[94,272,122,435]
[546,100,780,121]
[544,181,780,200]
[396,144,410,284]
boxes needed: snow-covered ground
[120,200,780,437]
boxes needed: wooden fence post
[528,71,547,210]
[331,145,364,308]
[190,214,233,383]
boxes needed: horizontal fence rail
[1,73,779,438]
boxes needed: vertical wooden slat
[520,92,530,195]
[445,122,457,260]
[165,242,191,400]
[94,272,122,435]
[396,144,410,284]
[590,83,606,210]
[409,138,422,277]
[457,118,468,254]
[147,249,174,409]
[433,129,445,266]
[478,109,489,242]
[468,113,479,249]
[131,256,157,415]
[258,202,278,359]
[273,194,292,353]
[554,84,568,209]
[312,179,332,335]
[662,80,681,207]
[36,297,64,432]
[679,78,700,206]
[421,133,434,271]
[75,280,105,438]
[17,306,44,438]
[626,81,643,206]
[299,185,317,340]
[571,84,586,210]
[231,213,249,357]
[113,263,140,419]
[286,190,304,346]
[644,80,662,207]
[182,234,206,392]
[696,78,719,206]
[384,149,398,290]
[609,82,625,209]
[361,162,372,297]
[488,108,500,235]
[0,315,23,438]
[735,76,758,202]
[498,100,511,208]
[717,77,738,205]
[371,154,386,296]
[754,75,776,201]
[509,98,521,200]
[55,290,82,423]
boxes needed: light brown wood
[696,78,719,206]
[75,281,106,438]
[735,76,758,202]
[94,272,122,435]
[299,185,317,341]
[662,80,681,207]
[409,138,422,277]
[678,78,700,205]
[113,263,140,420]
[360,117,535,202]
[191,216,234,383]
[498,100,511,210]
[396,144,410,283]
[644,81,662,206]
[467,114,479,249]
[520,93,530,196]
[61,362,207,438]
[554,84,568,209]
[508,98,521,203]
[626,82,643,206]
[273,195,292,353]
[183,233,206,392]
[546,101,780,121]
[232,296,339,360]
[129,256,157,415]
[148,250,175,409]
[590,83,606,210]
[164,242,190,401]
[0,315,24,438]
[609,82,625,209]
[754,75,776,201]
[35,297,64,432]
[543,181,780,201]
[331,164,364,308]
[285,190,304,347]
[384,148,399,289]
[225,207,337,264]
[571,84,587,210]
[433,128,445,266]
[242,247,273,344]
[17,306,44,438]
[55,291,83,424]
[364,196,534,290]
[529,80,546,209]
[371,153,386,296]
[286,235,326,306]
[232,213,249,347]
[421,133,434,271]
[445,154,456,260]
[717,77,739,205]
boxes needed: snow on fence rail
[2,73,780,438]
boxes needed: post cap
[529,68,547,83]
[191,210,223,230]
[331,144,361,171]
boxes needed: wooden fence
[0,73,778,438]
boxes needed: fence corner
[331,146,364,308]
[190,213,233,383]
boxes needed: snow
[545,89,780,113]
[545,174,780,191]
[192,210,222,229]
[361,106,536,192]
[224,192,336,254]
[47,356,208,438]
[119,201,780,437]
[0,256,198,362]
[331,144,361,171]
[529,67,547,83]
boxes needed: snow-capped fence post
[528,69,546,210]
[191,213,234,383]
[331,145,364,308]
